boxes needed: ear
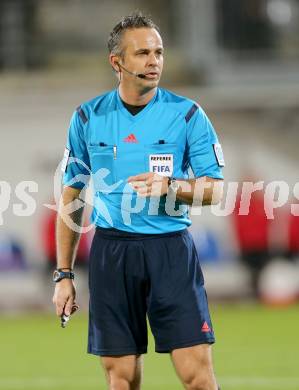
[109,54,121,72]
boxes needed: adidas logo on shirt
[124,134,138,143]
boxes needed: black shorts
[88,227,215,356]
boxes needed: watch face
[53,270,74,282]
[53,270,61,282]
[170,179,179,192]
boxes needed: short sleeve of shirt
[186,104,224,179]
[62,109,91,189]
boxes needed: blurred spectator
[0,233,27,271]
[191,227,222,264]
[267,202,299,261]
[217,0,275,51]
[41,207,90,270]
[0,0,38,70]
[232,187,271,296]
[287,210,299,260]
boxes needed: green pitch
[0,303,298,390]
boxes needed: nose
[147,52,159,66]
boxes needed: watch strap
[53,270,75,283]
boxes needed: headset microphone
[116,63,147,79]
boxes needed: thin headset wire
[118,65,122,85]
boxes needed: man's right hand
[52,278,78,317]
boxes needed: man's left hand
[128,173,169,197]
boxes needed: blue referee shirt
[62,87,224,233]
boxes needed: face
[112,28,164,90]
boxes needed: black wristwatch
[53,269,75,283]
[167,177,179,193]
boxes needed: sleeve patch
[213,143,225,167]
[185,103,199,123]
[61,148,70,173]
[76,106,88,124]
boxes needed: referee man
[53,12,224,390]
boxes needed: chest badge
[149,154,173,176]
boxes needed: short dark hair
[108,11,160,57]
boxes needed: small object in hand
[60,304,79,328]
[61,314,70,328]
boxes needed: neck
[118,84,157,106]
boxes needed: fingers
[71,303,79,315]
[130,180,147,189]
[134,182,165,197]
[136,187,161,197]
[127,173,152,182]
[64,297,75,316]
[128,173,167,197]
[128,173,163,187]
[54,296,66,317]
[53,296,78,317]
[53,282,76,317]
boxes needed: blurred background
[0,1,299,389]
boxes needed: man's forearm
[173,177,223,206]
[56,187,84,270]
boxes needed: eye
[136,51,148,56]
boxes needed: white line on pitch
[0,376,299,389]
